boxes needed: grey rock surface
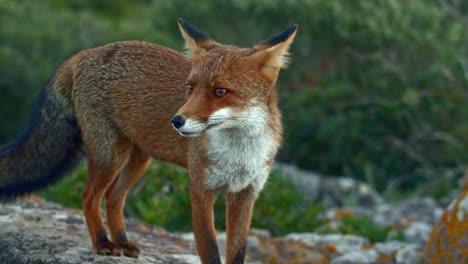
[3,157,450,264]
[273,163,384,208]
[0,198,199,264]
[1,197,429,264]
[285,233,369,254]
[284,233,423,264]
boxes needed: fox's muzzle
[171,114,207,137]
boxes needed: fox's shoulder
[74,40,187,63]
[98,40,178,53]
[66,40,190,85]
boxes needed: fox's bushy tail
[0,75,84,201]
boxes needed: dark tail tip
[0,81,84,201]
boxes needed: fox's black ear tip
[264,24,299,47]
[177,18,210,40]
[177,18,185,26]
[289,24,299,34]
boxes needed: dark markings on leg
[97,233,110,243]
[208,239,222,264]
[115,230,128,243]
[233,244,247,264]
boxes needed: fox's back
[72,41,191,167]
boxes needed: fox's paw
[117,241,140,258]
[95,240,123,256]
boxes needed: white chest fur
[204,107,277,193]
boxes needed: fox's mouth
[173,109,230,137]
[179,131,201,137]
[177,123,220,137]
[206,123,219,130]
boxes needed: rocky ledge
[0,196,200,264]
[0,183,466,263]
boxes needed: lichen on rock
[424,190,468,264]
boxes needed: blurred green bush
[40,162,324,236]
[320,214,405,243]
[41,162,400,240]
[1,0,467,195]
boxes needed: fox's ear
[178,18,218,57]
[250,24,298,82]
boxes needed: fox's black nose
[171,115,186,129]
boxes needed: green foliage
[0,0,172,143]
[41,163,323,236]
[125,162,192,231]
[321,215,405,243]
[252,172,323,235]
[1,0,466,195]
[335,215,395,243]
[3,0,468,237]
[156,0,468,191]
[40,163,398,241]
[40,164,88,208]
[277,0,468,191]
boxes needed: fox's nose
[171,115,186,129]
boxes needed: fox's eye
[186,84,193,94]
[213,87,228,98]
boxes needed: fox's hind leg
[81,131,132,256]
[104,145,151,258]
[74,80,137,256]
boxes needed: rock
[249,228,271,239]
[273,163,445,250]
[394,245,423,264]
[424,190,468,263]
[273,163,383,208]
[331,250,378,264]
[0,198,273,264]
[0,197,199,264]
[402,222,433,245]
[283,233,424,264]
[180,230,326,263]
[374,241,416,256]
[374,241,408,255]
[285,233,369,255]
[252,236,328,264]
[1,196,433,264]
[373,242,424,264]
[373,198,443,228]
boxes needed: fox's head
[171,18,297,137]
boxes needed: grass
[40,161,403,242]
[320,215,406,243]
[40,161,323,235]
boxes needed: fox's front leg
[225,188,257,264]
[189,180,222,264]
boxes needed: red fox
[0,19,297,263]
